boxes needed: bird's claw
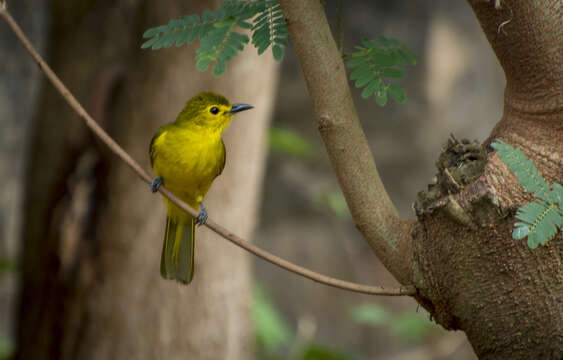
[150,177,163,193]
[195,204,208,226]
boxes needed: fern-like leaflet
[251,0,288,61]
[346,37,417,106]
[513,202,562,248]
[195,17,250,76]
[491,140,554,201]
[141,0,288,77]
[491,140,562,248]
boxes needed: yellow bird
[149,92,253,284]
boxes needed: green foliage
[252,286,292,355]
[491,140,562,248]
[313,191,351,219]
[252,288,441,358]
[0,340,14,360]
[302,345,358,360]
[390,313,439,342]
[350,303,440,342]
[350,303,389,325]
[252,0,289,61]
[513,202,562,248]
[141,0,288,77]
[269,127,314,159]
[346,36,417,106]
[253,285,358,360]
[0,258,16,274]
[491,140,555,201]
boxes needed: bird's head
[176,91,253,133]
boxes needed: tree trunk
[0,0,48,349]
[279,0,561,358]
[413,1,562,358]
[16,1,278,359]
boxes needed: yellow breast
[151,125,226,206]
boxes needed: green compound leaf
[515,201,546,224]
[195,17,249,78]
[550,183,563,205]
[196,57,212,72]
[397,47,418,66]
[347,36,416,106]
[140,36,159,49]
[212,59,227,77]
[370,51,396,67]
[377,35,399,47]
[375,88,388,106]
[251,0,288,61]
[361,78,381,99]
[492,140,563,248]
[141,1,283,77]
[388,83,406,103]
[491,140,553,202]
[382,68,404,78]
[354,71,376,88]
[516,202,562,248]
[346,56,368,68]
[272,44,284,61]
[349,64,372,81]
[512,223,530,240]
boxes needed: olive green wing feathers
[216,140,227,177]
[149,125,169,167]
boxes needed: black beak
[228,103,253,114]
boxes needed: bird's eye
[210,107,219,115]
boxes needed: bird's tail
[160,215,195,284]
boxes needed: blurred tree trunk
[16,0,278,359]
[0,0,48,350]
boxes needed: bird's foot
[195,203,208,226]
[150,177,163,193]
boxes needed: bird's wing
[149,125,168,167]
[216,140,227,177]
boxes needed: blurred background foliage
[253,285,443,360]
[251,0,500,358]
[0,0,503,358]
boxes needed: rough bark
[17,0,278,359]
[280,0,562,359]
[414,1,562,358]
[413,138,562,359]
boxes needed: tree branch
[467,0,562,106]
[279,0,414,284]
[0,5,416,296]
[336,0,344,54]
[468,0,562,150]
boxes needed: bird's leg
[195,202,208,226]
[150,177,163,193]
